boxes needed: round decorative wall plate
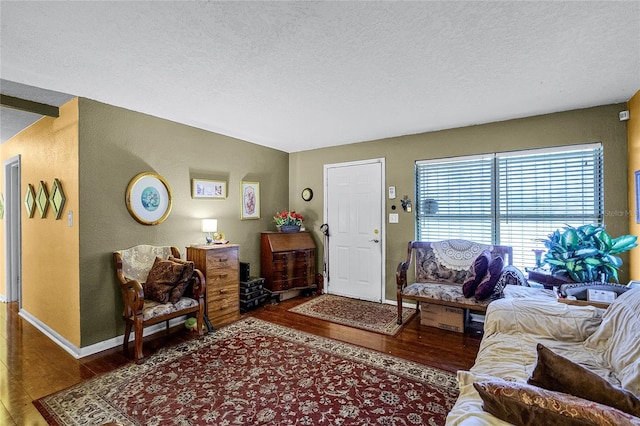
[125,172,172,225]
[301,187,313,202]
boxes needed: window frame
[415,143,604,269]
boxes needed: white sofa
[446,287,640,425]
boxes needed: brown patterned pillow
[474,380,640,426]
[144,257,186,304]
[167,255,195,304]
[528,343,640,417]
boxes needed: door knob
[369,239,380,243]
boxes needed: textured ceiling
[1,1,639,152]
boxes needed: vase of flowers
[274,210,304,233]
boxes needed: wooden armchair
[113,245,206,360]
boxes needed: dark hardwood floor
[1,296,482,425]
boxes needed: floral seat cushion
[403,283,554,310]
[138,297,199,321]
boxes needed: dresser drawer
[206,267,238,285]
[270,279,291,292]
[271,270,289,281]
[208,293,238,319]
[207,281,237,298]
[206,250,238,269]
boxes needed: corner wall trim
[18,309,189,359]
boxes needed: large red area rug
[288,294,416,336]
[34,318,457,425]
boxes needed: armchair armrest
[396,261,410,290]
[121,279,144,318]
[190,268,206,301]
[396,241,415,291]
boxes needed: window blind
[416,154,495,243]
[415,144,604,270]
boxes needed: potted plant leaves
[542,224,637,283]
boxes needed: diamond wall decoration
[36,181,50,219]
[50,178,66,220]
[24,184,36,218]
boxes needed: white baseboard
[18,309,189,359]
[384,297,420,309]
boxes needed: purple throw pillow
[462,250,492,298]
[474,256,504,300]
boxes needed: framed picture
[49,178,67,220]
[36,181,49,219]
[636,171,640,223]
[192,179,226,199]
[125,172,173,225]
[240,181,260,220]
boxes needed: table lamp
[201,219,218,244]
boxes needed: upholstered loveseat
[396,240,546,326]
[446,287,640,425]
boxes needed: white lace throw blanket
[430,239,493,271]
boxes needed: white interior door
[324,159,384,302]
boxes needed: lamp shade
[201,219,218,233]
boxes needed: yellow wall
[0,99,80,346]
[628,90,640,279]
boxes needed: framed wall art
[192,179,227,199]
[240,181,260,220]
[49,178,66,220]
[24,184,36,218]
[36,181,49,218]
[125,172,173,225]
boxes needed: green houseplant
[543,224,637,283]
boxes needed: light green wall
[78,99,289,346]
[289,104,630,301]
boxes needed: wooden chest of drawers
[261,232,316,294]
[187,244,239,328]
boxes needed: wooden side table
[187,244,240,329]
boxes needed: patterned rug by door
[34,318,456,426]
[289,294,417,335]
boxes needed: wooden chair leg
[133,317,144,361]
[123,320,132,355]
[196,312,204,337]
[397,295,403,325]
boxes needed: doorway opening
[3,155,21,306]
